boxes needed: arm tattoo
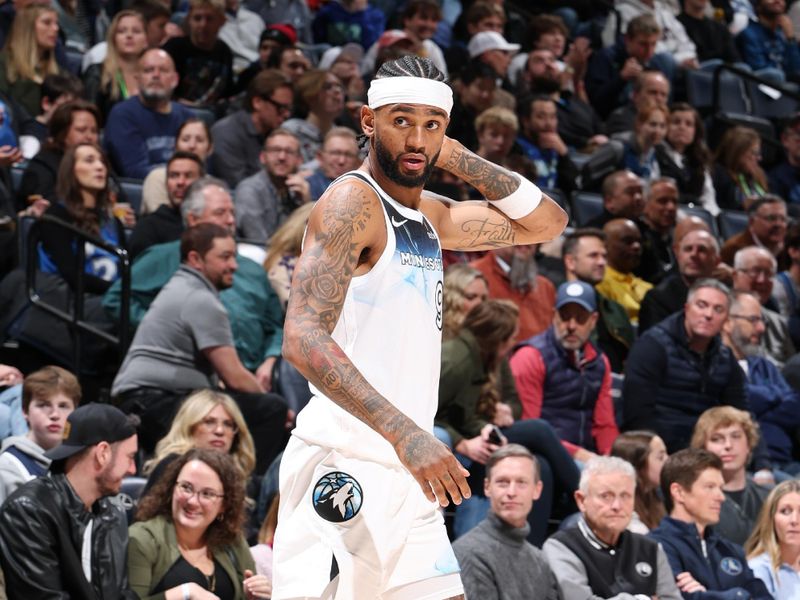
[456,217,516,249]
[443,146,520,199]
[285,187,415,443]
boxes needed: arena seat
[718,210,749,240]
[570,191,604,227]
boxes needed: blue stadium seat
[119,476,148,524]
[118,178,143,215]
[10,166,23,194]
[571,191,603,227]
[687,70,749,114]
[718,210,749,240]
[184,105,217,127]
[746,80,800,121]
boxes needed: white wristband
[488,175,542,220]
[181,583,191,600]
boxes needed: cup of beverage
[113,202,131,220]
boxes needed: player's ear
[361,105,375,138]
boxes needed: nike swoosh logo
[391,216,408,227]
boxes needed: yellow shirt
[596,265,653,323]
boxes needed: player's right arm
[282,179,470,507]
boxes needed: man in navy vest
[510,280,619,466]
[622,278,749,453]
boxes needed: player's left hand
[394,425,471,508]
[243,569,272,599]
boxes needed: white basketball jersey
[292,170,444,466]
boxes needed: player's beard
[374,136,439,188]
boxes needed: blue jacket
[736,21,800,79]
[622,312,747,453]
[745,355,800,464]
[311,1,385,49]
[104,97,193,179]
[516,327,606,452]
[649,516,771,600]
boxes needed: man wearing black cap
[0,404,139,600]
[510,280,619,465]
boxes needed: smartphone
[487,425,504,445]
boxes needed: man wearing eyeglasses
[721,291,800,476]
[306,127,361,202]
[235,128,310,245]
[211,69,294,189]
[721,195,788,265]
[732,245,796,366]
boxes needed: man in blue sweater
[104,49,193,179]
[649,448,771,599]
[737,0,800,82]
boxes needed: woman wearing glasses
[129,449,272,599]
[143,390,256,492]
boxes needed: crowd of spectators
[3,0,800,596]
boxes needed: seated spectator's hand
[0,365,22,387]
[621,58,644,81]
[286,173,311,204]
[0,145,22,167]
[256,356,276,392]
[712,263,734,286]
[573,447,597,464]
[113,202,136,229]
[538,132,568,157]
[564,37,591,79]
[285,408,296,430]
[778,14,795,39]
[164,22,183,43]
[456,433,499,465]
[753,469,775,487]
[20,196,50,219]
[680,58,700,70]
[243,569,272,599]
[676,572,706,593]
[493,402,514,427]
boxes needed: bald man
[639,229,721,332]
[105,48,194,178]
[596,219,653,322]
[586,170,645,229]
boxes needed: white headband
[367,76,453,116]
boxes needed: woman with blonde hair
[84,10,148,120]
[746,479,800,598]
[263,202,315,310]
[0,5,60,116]
[442,263,489,340]
[713,126,768,211]
[143,389,256,489]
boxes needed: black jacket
[17,146,62,211]
[0,473,136,600]
[128,203,183,259]
[639,273,689,334]
[622,311,747,453]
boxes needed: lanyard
[738,173,765,198]
[116,71,128,99]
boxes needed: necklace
[205,571,216,592]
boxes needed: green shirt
[103,240,283,371]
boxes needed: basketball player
[273,56,568,599]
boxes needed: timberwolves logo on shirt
[635,562,653,577]
[720,557,743,576]
[312,471,363,523]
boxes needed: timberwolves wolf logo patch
[720,557,743,575]
[312,472,363,523]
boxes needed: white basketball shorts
[272,435,464,599]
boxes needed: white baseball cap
[467,31,521,59]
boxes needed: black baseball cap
[45,403,138,462]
